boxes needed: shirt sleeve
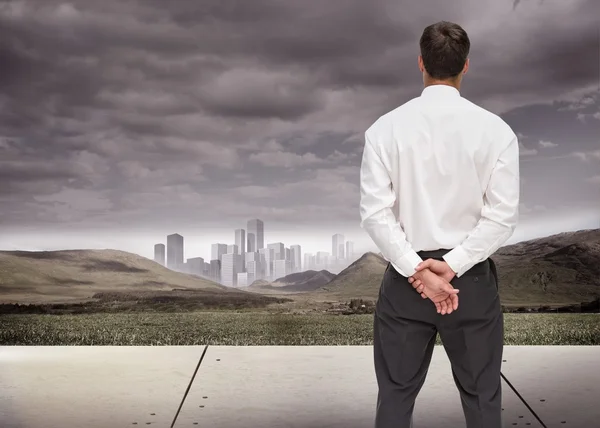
[442,132,520,277]
[359,131,423,277]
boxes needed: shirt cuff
[442,246,471,277]
[392,249,423,277]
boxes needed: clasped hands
[408,259,459,315]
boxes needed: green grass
[0,312,598,346]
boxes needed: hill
[247,269,335,293]
[316,252,387,299]
[316,229,600,306]
[0,249,229,304]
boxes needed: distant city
[153,218,356,287]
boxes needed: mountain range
[0,229,598,309]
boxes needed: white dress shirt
[359,84,519,278]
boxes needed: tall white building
[154,243,165,265]
[259,247,274,279]
[245,251,258,279]
[167,233,184,269]
[227,244,239,254]
[209,259,221,282]
[247,219,264,251]
[338,243,345,259]
[211,243,228,261]
[285,247,290,261]
[245,260,260,284]
[221,253,242,287]
[235,229,246,271]
[245,251,259,262]
[345,241,354,260]
[290,245,301,273]
[304,253,313,271]
[316,251,329,266]
[332,234,344,259]
[267,242,285,260]
[273,259,291,281]
[237,272,249,287]
[186,257,204,275]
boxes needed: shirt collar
[421,84,461,98]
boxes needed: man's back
[360,84,519,277]
[367,22,514,428]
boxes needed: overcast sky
[0,0,599,261]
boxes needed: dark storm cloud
[0,0,598,231]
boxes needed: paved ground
[0,346,597,427]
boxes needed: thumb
[415,259,432,271]
[442,282,459,294]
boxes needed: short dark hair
[419,21,470,80]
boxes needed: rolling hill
[316,229,600,305]
[247,269,335,292]
[0,249,228,304]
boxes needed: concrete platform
[0,346,203,428]
[0,346,598,427]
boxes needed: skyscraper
[273,259,291,281]
[268,242,285,260]
[247,232,255,253]
[209,259,221,282]
[221,253,242,287]
[186,257,204,275]
[154,243,165,265]
[258,247,274,279]
[316,251,329,266]
[167,233,184,269]
[235,229,246,271]
[332,234,344,259]
[246,260,260,283]
[247,219,264,250]
[338,243,345,259]
[345,241,354,260]
[303,253,312,271]
[285,247,290,261]
[227,244,239,254]
[235,229,246,254]
[245,251,258,262]
[237,272,249,287]
[290,245,301,273]
[211,243,228,261]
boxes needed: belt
[417,249,452,259]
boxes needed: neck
[423,77,461,91]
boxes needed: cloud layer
[1,0,599,237]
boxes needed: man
[359,21,519,428]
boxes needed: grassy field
[1,312,598,345]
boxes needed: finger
[408,277,414,284]
[418,285,424,293]
[445,297,453,314]
[439,299,448,315]
[421,293,427,299]
[451,294,459,310]
[435,301,442,313]
[444,283,459,294]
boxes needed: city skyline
[152,217,357,286]
[0,0,599,256]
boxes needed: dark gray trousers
[373,249,504,428]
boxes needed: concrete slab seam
[170,345,209,428]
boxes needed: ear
[463,58,469,74]
[418,55,424,73]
